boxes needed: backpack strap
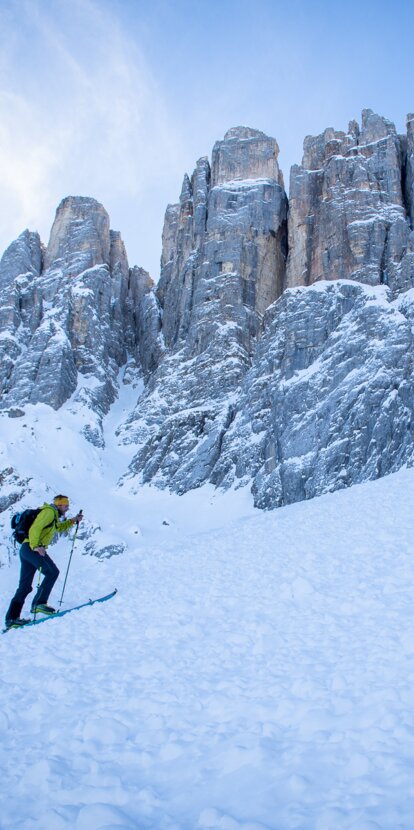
[45,504,59,530]
[33,505,58,537]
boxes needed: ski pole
[59,511,82,607]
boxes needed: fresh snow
[1,380,414,829]
[213,178,277,190]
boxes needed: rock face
[119,114,414,501]
[43,196,111,275]
[286,110,414,297]
[0,230,43,399]
[0,197,159,438]
[211,281,414,508]
[157,127,287,350]
[2,113,414,515]
[119,127,288,491]
[404,114,414,225]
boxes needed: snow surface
[1,379,414,829]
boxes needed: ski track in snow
[1,465,414,829]
[1,381,414,829]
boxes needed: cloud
[0,89,68,233]
[0,0,185,272]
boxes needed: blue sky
[0,0,412,280]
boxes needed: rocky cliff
[118,127,288,491]
[286,110,414,296]
[0,196,160,444]
[1,111,414,514]
[212,281,414,507]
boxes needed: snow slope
[1,385,414,829]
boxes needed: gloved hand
[72,511,83,525]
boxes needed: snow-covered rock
[212,281,414,507]
[2,114,414,513]
[0,197,158,435]
[119,127,288,491]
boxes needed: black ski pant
[5,543,59,622]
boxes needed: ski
[2,589,117,632]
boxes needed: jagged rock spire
[287,109,414,295]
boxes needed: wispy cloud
[0,0,184,274]
[0,88,68,231]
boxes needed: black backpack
[11,508,55,544]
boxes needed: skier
[4,495,83,629]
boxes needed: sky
[0,0,413,281]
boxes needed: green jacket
[27,503,74,550]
